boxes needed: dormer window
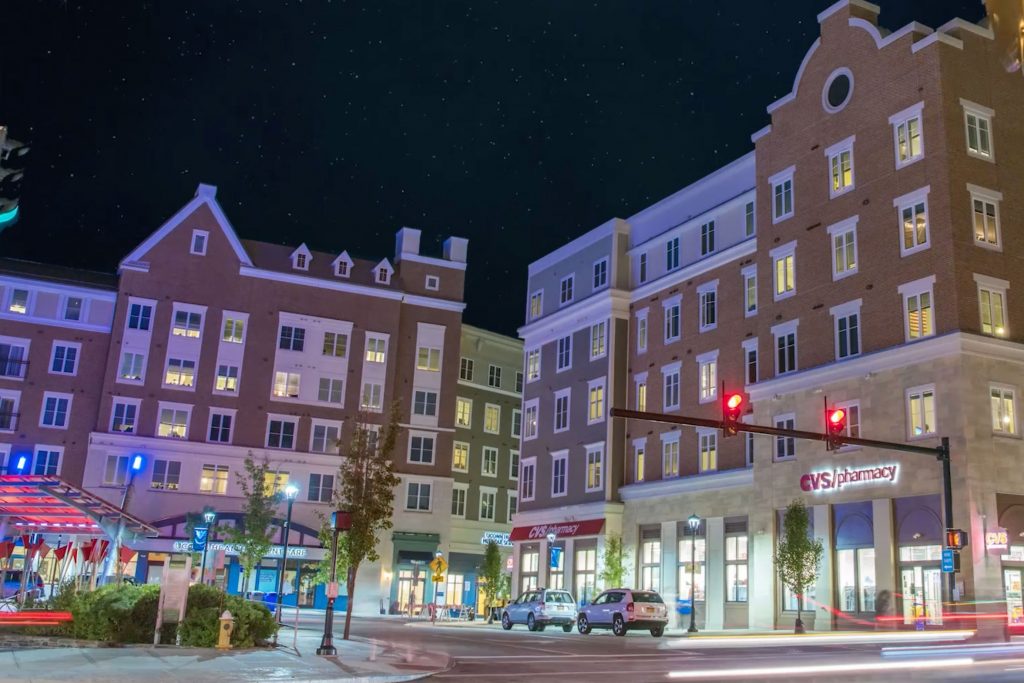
[332,251,353,279]
[191,230,208,256]
[377,269,389,284]
[336,261,348,277]
[296,253,307,269]
[373,259,393,285]
[290,244,312,271]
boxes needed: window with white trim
[663,365,680,411]
[961,99,994,160]
[279,325,306,351]
[360,382,383,411]
[587,378,605,424]
[364,335,386,363]
[890,102,924,167]
[510,450,519,479]
[662,436,680,478]
[551,452,568,496]
[556,335,572,371]
[639,253,648,284]
[417,346,441,372]
[636,308,648,353]
[63,297,84,321]
[172,309,203,338]
[634,440,646,483]
[165,358,196,388]
[698,429,717,472]
[742,266,757,316]
[830,300,862,360]
[413,389,437,416]
[666,237,680,271]
[585,444,604,492]
[507,492,518,523]
[521,457,536,501]
[223,317,246,344]
[409,435,435,464]
[524,399,538,440]
[590,321,607,359]
[319,378,345,404]
[970,186,1002,248]
[697,351,718,404]
[894,187,930,256]
[515,371,523,393]
[560,275,574,306]
[311,422,341,454]
[452,442,469,472]
[771,242,796,299]
[104,455,131,486]
[208,411,233,443]
[899,276,935,341]
[119,352,145,382]
[406,481,431,511]
[40,392,71,428]
[308,473,335,503]
[158,405,190,439]
[526,349,540,382]
[772,321,798,376]
[976,274,1009,338]
[110,399,139,434]
[991,386,1017,436]
[770,167,794,223]
[825,136,855,197]
[7,289,29,315]
[554,389,570,432]
[190,229,208,255]
[700,220,715,256]
[836,400,861,443]
[481,446,498,476]
[698,282,717,332]
[744,201,755,237]
[322,331,347,357]
[151,459,181,490]
[50,342,78,375]
[774,414,795,460]
[267,418,297,449]
[127,301,153,331]
[828,218,858,280]
[529,291,543,320]
[33,448,61,476]
[451,483,467,518]
[273,371,300,398]
[906,385,936,438]
[593,258,608,290]
[459,357,474,381]
[215,364,239,393]
[742,338,758,385]
[664,298,681,343]
[635,373,648,412]
[479,488,497,521]
[484,403,500,434]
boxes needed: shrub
[225,594,278,647]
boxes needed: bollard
[218,610,235,650]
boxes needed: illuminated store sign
[172,541,307,558]
[800,464,898,492]
[986,528,1009,551]
[480,531,513,547]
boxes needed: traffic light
[826,407,847,450]
[946,528,968,550]
[722,393,743,436]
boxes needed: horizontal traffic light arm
[609,407,948,461]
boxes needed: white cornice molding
[630,239,756,303]
[527,219,626,277]
[619,468,754,501]
[88,431,347,468]
[518,289,630,345]
[396,252,467,272]
[457,379,522,400]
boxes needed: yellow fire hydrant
[217,610,234,650]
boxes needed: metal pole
[317,525,341,656]
[941,437,956,614]
[274,496,295,644]
[200,530,210,586]
[687,525,698,634]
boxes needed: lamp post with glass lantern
[200,509,216,585]
[687,514,700,634]
[274,483,300,642]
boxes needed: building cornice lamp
[273,483,300,643]
[687,513,700,634]
[201,509,216,585]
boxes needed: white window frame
[898,275,936,342]
[700,220,716,256]
[696,350,718,404]
[157,401,192,439]
[266,415,299,451]
[697,280,718,332]
[771,319,799,376]
[827,216,858,281]
[451,482,468,519]
[661,432,681,479]
[31,445,63,476]
[512,408,522,438]
[61,295,88,322]
[556,335,573,372]
[741,265,757,317]
[635,371,648,412]
[479,486,498,522]
[773,413,796,461]
[663,295,682,343]
[744,200,756,237]
[190,229,209,255]
[769,165,795,224]
[770,241,797,301]
[507,491,518,523]
[968,184,1003,251]
[310,419,343,454]
[481,446,499,478]
[697,428,717,473]
[825,135,855,198]
[592,257,609,291]
[510,449,520,480]
[633,437,646,483]
[551,450,568,498]
[590,320,607,360]
[529,290,543,320]
[39,391,72,429]
[360,382,384,412]
[452,441,470,473]
[525,348,540,382]
[894,186,931,257]
[906,384,937,439]
[960,98,994,161]
[830,299,863,361]
[213,363,240,394]
[991,384,1018,437]
[405,479,433,512]
[425,274,440,291]
[587,377,606,425]
[835,399,861,451]
[890,101,925,169]
[666,236,680,271]
[49,341,81,377]
[741,338,758,386]
[109,396,140,434]
[170,303,205,339]
[662,362,681,411]
[559,274,575,306]
[636,308,649,353]
[483,402,501,435]
[207,408,236,445]
[364,334,387,364]
[553,388,571,433]
[975,274,1009,338]
[521,456,537,502]
[584,443,604,493]
[523,398,539,441]
[6,288,32,316]
[408,433,436,465]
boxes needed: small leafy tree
[335,405,402,640]
[479,540,504,623]
[312,512,350,585]
[775,500,823,633]
[225,457,279,594]
[598,535,626,593]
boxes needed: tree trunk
[795,600,804,634]
[343,564,357,640]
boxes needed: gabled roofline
[118,184,253,271]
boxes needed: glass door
[1005,569,1024,624]
[397,569,422,615]
[901,567,943,626]
[922,568,942,625]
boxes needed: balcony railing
[0,412,18,431]
[0,358,28,379]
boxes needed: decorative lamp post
[113,454,146,584]
[687,513,700,634]
[201,509,216,585]
[318,509,352,656]
[273,483,300,642]
[546,532,557,587]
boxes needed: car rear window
[632,591,664,603]
[545,591,573,603]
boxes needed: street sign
[326,582,339,599]
[941,548,955,573]
[192,526,209,552]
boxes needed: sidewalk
[0,628,450,682]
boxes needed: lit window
[7,289,28,315]
[455,397,472,427]
[199,465,228,494]
[828,218,858,280]
[365,337,386,363]
[484,404,500,434]
[273,371,300,398]
[526,349,540,381]
[417,346,441,371]
[825,136,855,197]
[894,187,931,256]
[164,358,196,387]
[588,379,605,424]
[899,276,935,341]
[322,331,348,357]
[172,310,203,338]
[215,365,239,392]
[529,291,543,320]
[906,386,936,437]
[158,407,189,439]
[662,438,680,478]
[992,386,1017,436]
[961,99,994,159]
[890,103,924,167]
[590,321,607,359]
[452,442,469,472]
[742,267,757,316]
[223,317,245,343]
[698,356,717,403]
[585,445,604,491]
[698,430,717,472]
[772,245,796,299]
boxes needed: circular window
[822,68,853,113]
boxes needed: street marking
[455,652,698,660]
[666,656,975,679]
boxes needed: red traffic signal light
[723,393,744,437]
[826,407,846,450]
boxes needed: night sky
[3,1,983,336]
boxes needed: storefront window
[1003,546,1024,562]
[837,548,875,612]
[640,538,661,591]
[520,548,539,594]
[782,584,814,611]
[899,545,942,562]
[575,547,597,605]
[549,544,565,590]
[725,535,748,602]
[445,573,465,606]
[678,538,706,602]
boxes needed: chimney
[443,237,469,263]
[395,227,422,261]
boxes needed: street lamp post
[318,510,351,656]
[546,532,557,588]
[273,483,300,644]
[687,513,700,634]
[201,510,216,585]
[113,454,146,584]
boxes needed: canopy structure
[0,475,157,540]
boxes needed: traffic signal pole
[609,407,957,613]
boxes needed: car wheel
[527,613,537,632]
[650,625,665,637]
[577,615,591,635]
[612,614,627,636]
[562,624,573,633]
[501,613,512,630]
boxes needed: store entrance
[397,567,424,615]
[1005,568,1024,625]
[900,566,942,626]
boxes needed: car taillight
[626,602,634,612]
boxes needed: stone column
[872,498,896,625]
[748,508,775,630]
[539,539,550,587]
[813,504,834,631]
[705,516,726,630]
[661,520,679,628]
[562,538,575,594]
[510,543,521,594]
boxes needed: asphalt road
[287,611,1024,682]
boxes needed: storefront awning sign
[800,464,898,493]
[987,528,1009,551]
[172,541,307,558]
[480,531,512,547]
[509,518,605,542]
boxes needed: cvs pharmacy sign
[800,464,899,493]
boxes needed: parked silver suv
[501,588,576,632]
[577,588,669,637]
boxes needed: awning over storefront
[509,518,605,542]
[0,475,157,539]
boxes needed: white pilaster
[748,509,775,630]
[706,516,726,630]
[661,520,679,627]
[872,498,896,621]
[813,504,834,631]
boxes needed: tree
[334,405,402,640]
[598,535,626,594]
[775,499,823,633]
[479,540,504,623]
[224,456,279,594]
[312,511,350,586]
